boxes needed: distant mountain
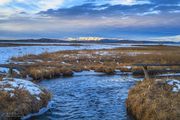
[0,38,180,44]
[0,38,69,43]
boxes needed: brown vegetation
[126,79,180,120]
[0,83,51,119]
[9,45,180,81]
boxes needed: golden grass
[9,45,180,80]
[126,79,180,120]
[0,89,51,119]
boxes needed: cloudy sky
[0,0,180,40]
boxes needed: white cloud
[0,0,151,17]
[35,0,64,11]
[0,0,11,5]
[94,0,150,6]
[0,13,179,33]
[149,35,180,42]
[137,10,161,16]
[0,0,64,15]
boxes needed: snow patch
[0,78,44,100]
[166,79,180,92]
[158,73,180,77]
[95,51,113,56]
[0,67,20,74]
[0,67,9,73]
[121,66,132,69]
[127,52,151,56]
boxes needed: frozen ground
[0,78,45,100]
[0,43,134,64]
[167,79,180,92]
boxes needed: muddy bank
[126,79,180,120]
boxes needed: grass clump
[126,79,180,120]
[0,79,51,119]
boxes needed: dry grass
[0,88,51,119]
[126,79,180,120]
[9,45,180,80]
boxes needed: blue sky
[0,0,180,40]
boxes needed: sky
[0,0,180,40]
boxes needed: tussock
[126,79,180,120]
[0,78,51,119]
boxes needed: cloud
[39,3,153,17]
[0,0,180,39]
[151,0,180,4]
[0,0,64,15]
[39,2,180,18]
[85,0,150,5]
[148,35,180,42]
[0,12,179,33]
[0,0,11,5]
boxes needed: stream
[30,71,140,120]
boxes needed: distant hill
[0,38,180,44]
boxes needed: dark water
[32,71,139,120]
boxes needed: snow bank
[0,78,51,119]
[0,78,44,100]
[0,67,20,74]
[166,79,180,92]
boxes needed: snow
[121,66,132,69]
[4,88,15,92]
[95,51,112,56]
[166,79,180,92]
[0,78,44,100]
[0,67,9,73]
[127,52,151,56]
[157,73,180,77]
[0,67,20,74]
[61,62,66,64]
[0,44,133,64]
[10,93,15,97]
